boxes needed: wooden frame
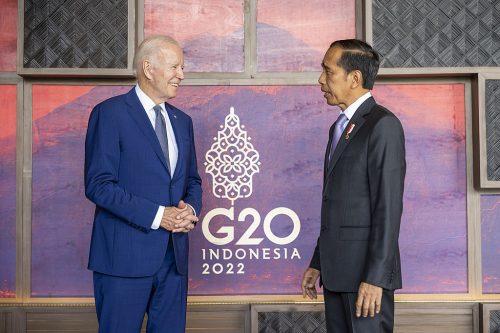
[481,303,500,333]
[137,0,363,79]
[473,73,500,190]
[1,1,499,331]
[7,77,482,305]
[0,0,495,311]
[16,0,138,78]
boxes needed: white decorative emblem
[204,107,260,205]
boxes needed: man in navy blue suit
[85,35,202,333]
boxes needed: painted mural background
[29,83,468,297]
[0,0,17,72]
[144,0,355,72]
[0,85,17,297]
[257,0,355,71]
[144,0,244,72]
[482,194,500,293]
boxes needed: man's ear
[351,70,363,89]
[143,60,153,80]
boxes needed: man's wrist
[151,205,165,229]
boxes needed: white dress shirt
[134,85,179,230]
[338,91,372,130]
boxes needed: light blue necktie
[329,113,348,162]
[153,104,171,175]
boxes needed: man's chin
[166,90,178,99]
[325,98,337,106]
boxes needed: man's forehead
[158,45,183,58]
[323,49,340,67]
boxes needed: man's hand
[355,282,382,318]
[160,200,198,233]
[301,267,320,300]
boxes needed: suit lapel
[165,103,183,179]
[327,97,376,176]
[124,89,170,173]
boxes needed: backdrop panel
[30,83,467,297]
[481,194,500,294]
[257,0,356,72]
[0,0,17,71]
[31,85,131,297]
[0,85,17,298]
[144,0,244,72]
[373,84,467,294]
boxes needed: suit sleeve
[182,119,202,215]
[84,105,159,232]
[309,238,321,270]
[362,115,406,288]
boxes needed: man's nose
[318,72,325,85]
[177,67,184,79]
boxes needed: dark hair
[330,39,380,89]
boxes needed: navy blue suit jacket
[85,87,202,277]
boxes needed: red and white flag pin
[345,123,355,140]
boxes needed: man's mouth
[170,82,180,87]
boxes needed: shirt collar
[135,84,163,112]
[342,91,372,121]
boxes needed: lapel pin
[345,123,355,140]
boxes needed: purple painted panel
[482,194,500,294]
[0,85,16,297]
[30,84,467,296]
[144,0,244,72]
[257,0,356,72]
[373,84,468,294]
[31,85,131,297]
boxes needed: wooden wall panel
[0,310,13,333]
[26,312,100,333]
[252,303,479,333]
[18,304,249,333]
[0,302,487,333]
[394,303,478,333]
[187,305,250,333]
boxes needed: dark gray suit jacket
[310,97,406,292]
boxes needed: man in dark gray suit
[301,39,406,333]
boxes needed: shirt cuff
[186,203,196,216]
[151,205,165,230]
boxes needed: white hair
[133,35,180,76]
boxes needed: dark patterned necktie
[153,104,171,175]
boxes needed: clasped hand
[160,200,198,233]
